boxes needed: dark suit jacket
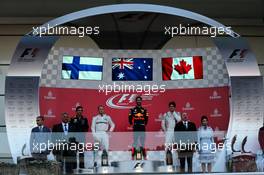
[174,121,197,152]
[30,125,51,154]
[70,116,89,143]
[175,121,197,132]
[31,125,51,132]
[52,122,76,141]
[52,122,76,154]
[52,122,75,133]
[70,116,89,132]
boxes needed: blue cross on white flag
[62,56,103,80]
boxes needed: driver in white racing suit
[92,105,115,152]
[161,101,181,148]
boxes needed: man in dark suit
[175,112,197,173]
[52,112,76,173]
[259,124,264,154]
[30,116,51,160]
[70,106,89,168]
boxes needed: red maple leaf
[174,60,192,75]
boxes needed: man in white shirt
[161,101,181,147]
[91,105,115,152]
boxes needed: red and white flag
[162,56,203,80]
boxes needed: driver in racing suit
[91,105,115,164]
[129,96,148,160]
[161,101,181,148]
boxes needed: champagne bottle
[101,149,108,166]
[166,149,173,165]
[136,148,142,160]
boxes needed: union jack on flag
[112,58,133,70]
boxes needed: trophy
[231,135,250,153]
[241,136,250,153]
[231,135,240,153]
[230,135,257,172]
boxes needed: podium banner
[40,86,230,132]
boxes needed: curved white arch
[9,3,259,165]
[29,3,239,38]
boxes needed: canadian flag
[162,56,203,80]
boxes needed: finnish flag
[62,56,103,80]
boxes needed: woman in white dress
[198,116,215,173]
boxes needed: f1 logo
[229,49,248,59]
[134,162,145,169]
[118,94,137,104]
[20,48,39,58]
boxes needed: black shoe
[79,163,84,169]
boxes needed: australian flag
[112,58,153,81]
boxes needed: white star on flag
[117,72,125,79]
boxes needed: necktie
[64,124,68,132]
[39,126,42,132]
[185,122,188,129]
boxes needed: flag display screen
[112,58,153,81]
[40,48,230,150]
[62,56,103,80]
[162,56,203,80]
